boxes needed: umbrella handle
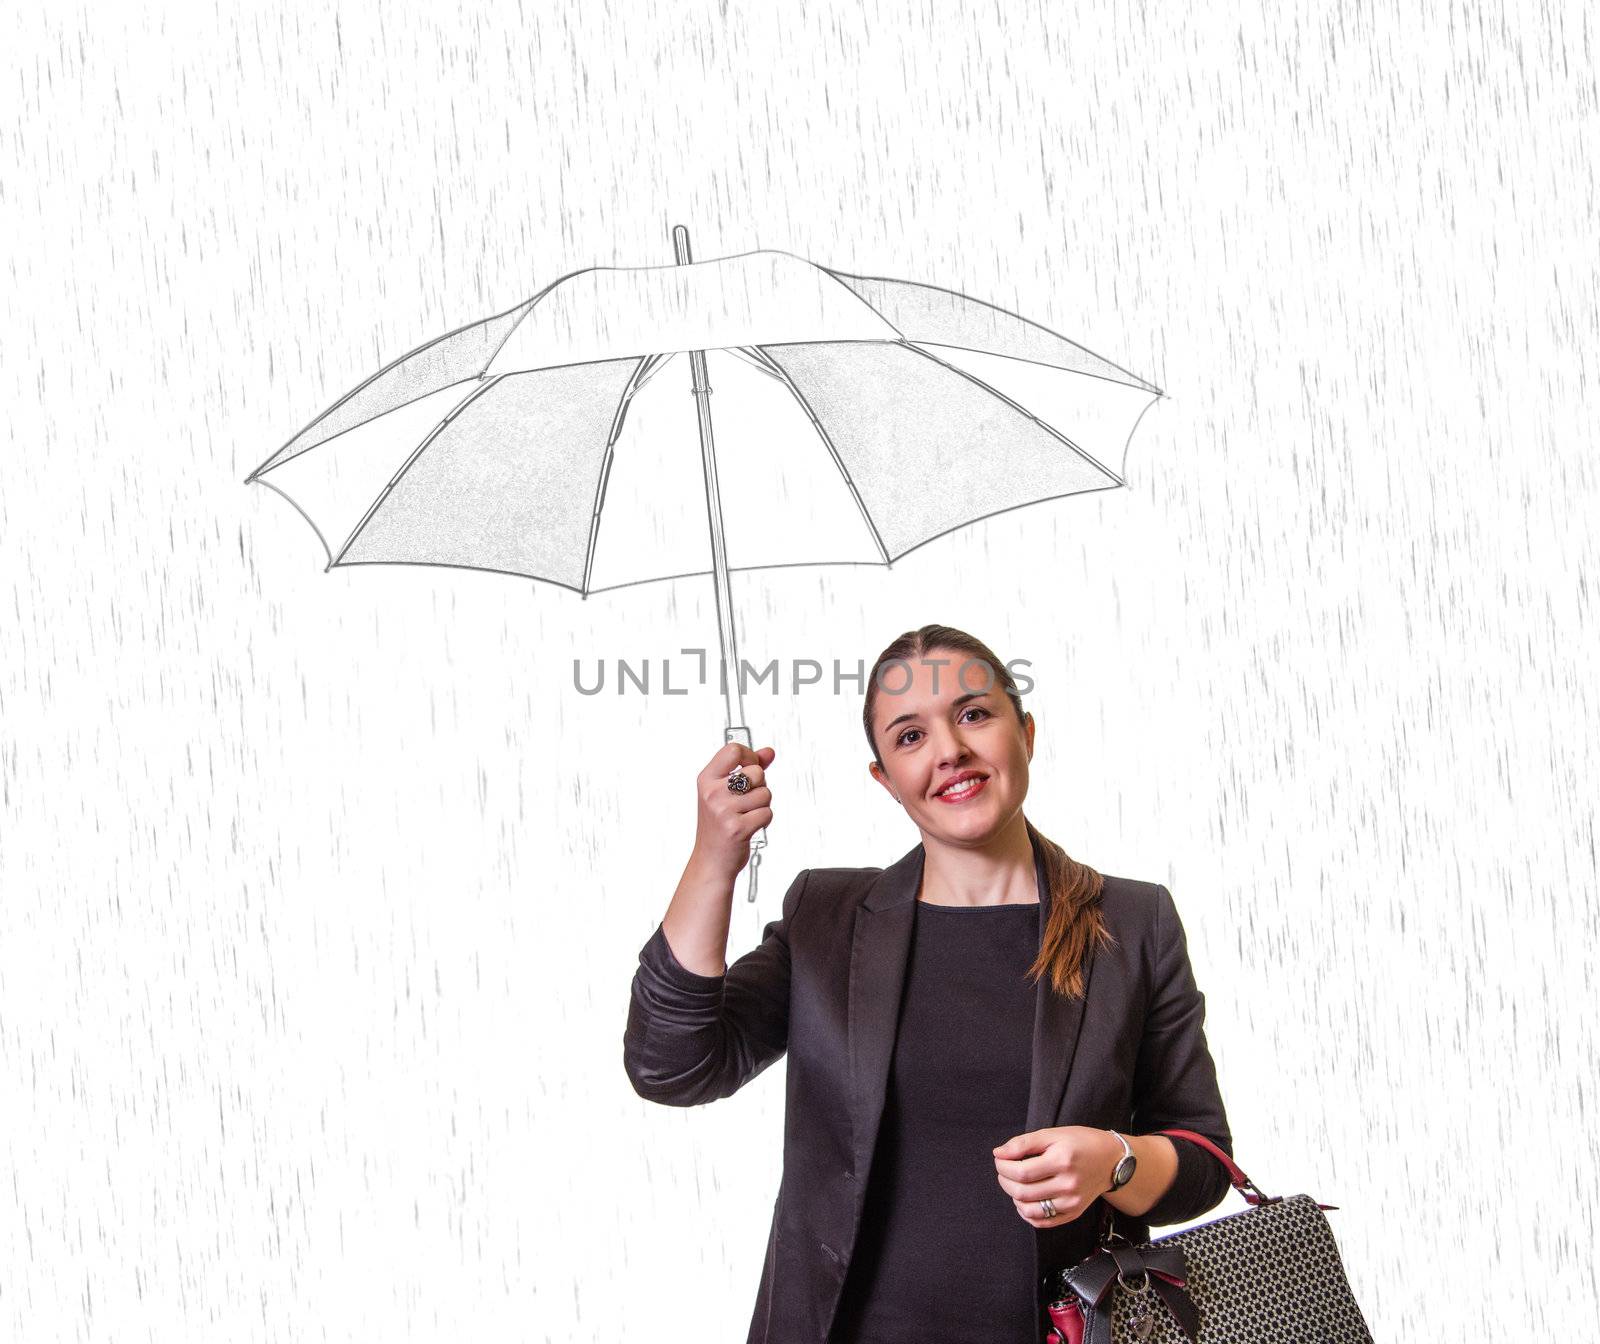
[743,844,764,903]
[724,724,768,902]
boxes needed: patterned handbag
[1042,1128,1374,1344]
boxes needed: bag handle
[1153,1127,1277,1206]
[1156,1127,1340,1212]
[1094,1127,1341,1245]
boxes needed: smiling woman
[623,624,1235,1344]
[861,627,1103,1000]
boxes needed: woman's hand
[992,1126,1121,1227]
[690,742,776,883]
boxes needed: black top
[830,898,1074,1344]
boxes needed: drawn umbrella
[245,226,1164,900]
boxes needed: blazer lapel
[846,834,1099,1185]
[846,843,922,1182]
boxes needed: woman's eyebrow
[881,690,987,734]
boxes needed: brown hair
[862,623,1113,999]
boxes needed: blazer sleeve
[622,868,810,1107]
[1129,883,1236,1225]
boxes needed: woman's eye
[897,708,987,747]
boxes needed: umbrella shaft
[688,346,746,728]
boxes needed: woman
[624,625,1234,1344]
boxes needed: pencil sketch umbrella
[245,226,1164,901]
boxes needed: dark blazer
[623,839,1234,1344]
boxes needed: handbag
[1042,1128,1374,1344]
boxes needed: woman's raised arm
[623,865,810,1106]
[622,740,803,1107]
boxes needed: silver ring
[726,768,751,795]
[1039,1198,1056,1219]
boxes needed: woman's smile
[933,772,990,803]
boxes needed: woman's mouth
[933,774,989,803]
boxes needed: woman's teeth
[938,777,985,799]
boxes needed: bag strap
[1155,1127,1340,1212]
[1091,1128,1340,1251]
[1154,1127,1274,1205]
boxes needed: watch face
[1113,1154,1137,1189]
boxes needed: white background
[4,2,1595,1340]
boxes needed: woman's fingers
[700,744,776,802]
[998,1172,1092,1209]
[690,743,776,875]
[726,761,766,791]
[1004,1174,1093,1226]
[995,1160,1077,1197]
[727,783,772,814]
[702,741,773,781]
[998,1171,1091,1204]
[1012,1193,1089,1227]
[722,781,773,828]
[701,761,766,798]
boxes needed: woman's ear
[869,761,901,803]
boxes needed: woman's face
[868,649,1034,849]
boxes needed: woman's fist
[691,742,776,882]
[992,1126,1120,1227]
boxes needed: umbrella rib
[742,345,892,564]
[482,264,603,374]
[722,346,787,382]
[580,354,656,597]
[867,480,1127,566]
[630,350,678,392]
[246,293,551,483]
[895,341,1130,488]
[810,267,911,342]
[820,267,1165,397]
[327,374,509,571]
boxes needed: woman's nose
[930,727,971,768]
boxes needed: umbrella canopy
[247,242,1162,593]
[247,230,1165,899]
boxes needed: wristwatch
[1106,1130,1136,1191]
